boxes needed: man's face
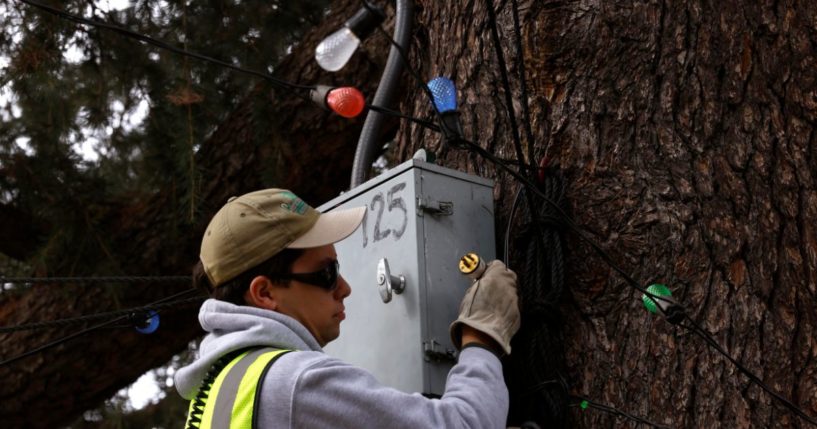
[272,244,351,346]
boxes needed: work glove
[450,260,520,355]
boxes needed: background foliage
[0,0,327,275]
[0,0,328,425]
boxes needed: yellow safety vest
[185,347,291,429]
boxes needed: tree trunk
[399,0,817,427]
[4,0,817,427]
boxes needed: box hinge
[423,339,457,362]
[417,198,454,216]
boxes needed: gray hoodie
[175,299,509,428]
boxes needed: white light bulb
[315,27,361,72]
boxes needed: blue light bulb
[134,310,160,334]
[427,77,457,113]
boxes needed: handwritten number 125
[361,182,408,248]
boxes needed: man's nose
[335,274,351,299]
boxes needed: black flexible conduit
[506,168,570,428]
[350,0,414,188]
[185,348,247,429]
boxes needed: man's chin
[325,328,341,344]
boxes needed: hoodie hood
[174,299,322,399]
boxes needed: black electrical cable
[571,396,672,429]
[482,0,546,294]
[370,25,448,121]
[16,0,315,95]
[483,0,529,179]
[18,0,452,134]
[495,158,538,169]
[504,185,524,264]
[680,314,817,426]
[509,0,537,166]
[0,288,200,367]
[0,275,191,284]
[0,317,126,368]
[367,104,441,132]
[0,296,204,333]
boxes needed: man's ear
[244,276,280,310]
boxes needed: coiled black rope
[506,168,569,427]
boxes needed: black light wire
[0,295,204,333]
[485,4,571,423]
[679,313,817,425]
[367,103,441,132]
[0,288,201,367]
[16,0,315,95]
[19,0,445,129]
[0,275,191,284]
[504,186,524,264]
[483,0,547,303]
[361,2,456,139]
[367,9,817,426]
[571,396,671,429]
[483,0,530,179]
[15,0,461,147]
[18,0,457,132]
[509,0,538,168]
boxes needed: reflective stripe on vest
[185,347,291,429]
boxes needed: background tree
[1,0,816,428]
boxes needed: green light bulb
[580,400,589,410]
[642,283,673,314]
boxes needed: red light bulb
[326,87,365,118]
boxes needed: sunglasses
[271,260,340,291]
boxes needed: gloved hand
[450,260,520,355]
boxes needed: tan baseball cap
[200,188,365,287]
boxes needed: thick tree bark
[3,0,816,427]
[400,0,817,427]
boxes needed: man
[175,188,520,428]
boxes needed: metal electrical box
[318,159,495,395]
